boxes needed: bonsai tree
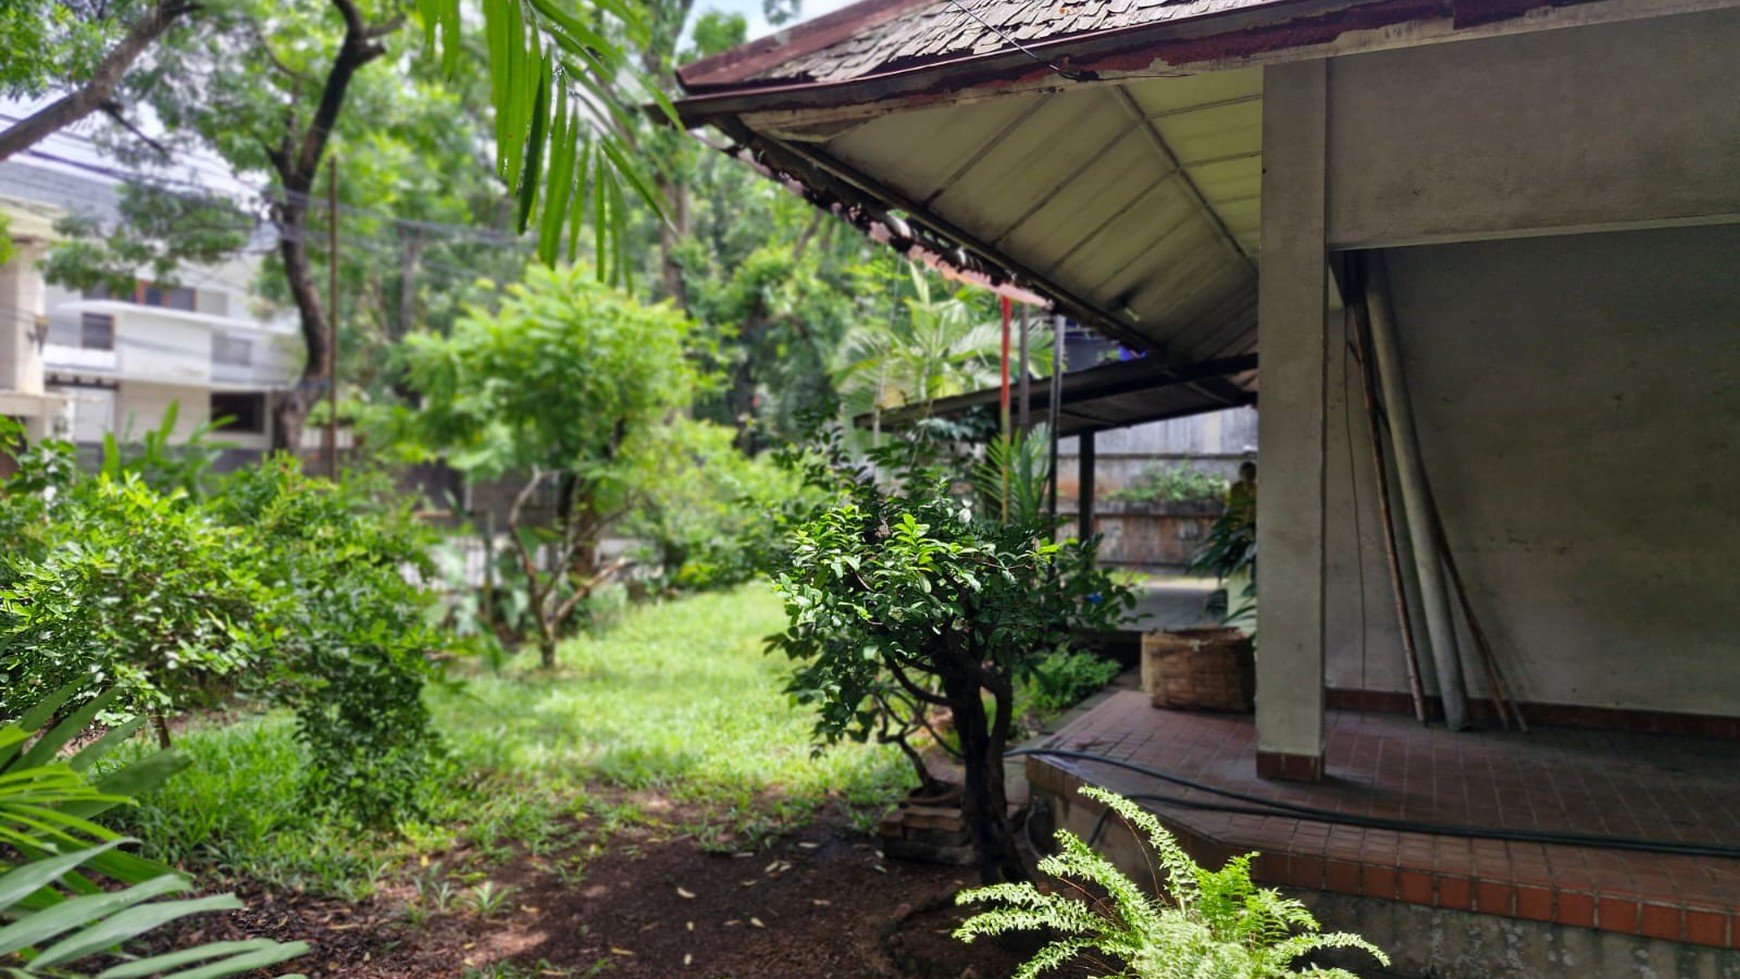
[767,439,1133,883]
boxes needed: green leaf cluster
[0,1,141,97]
[399,262,715,661]
[1109,464,1230,505]
[401,262,704,481]
[955,786,1390,979]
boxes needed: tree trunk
[261,0,395,453]
[655,176,688,309]
[271,197,329,453]
[945,672,1026,884]
[274,383,317,457]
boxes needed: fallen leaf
[520,905,541,914]
[610,947,635,956]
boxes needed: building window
[139,281,196,311]
[212,333,253,367]
[79,312,115,350]
[210,392,267,434]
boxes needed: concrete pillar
[1079,430,1096,538]
[0,240,47,396]
[1254,59,1329,782]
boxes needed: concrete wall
[1322,225,1740,717]
[1325,7,1740,248]
[1267,9,1740,720]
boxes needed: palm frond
[0,688,307,978]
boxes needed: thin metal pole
[1017,305,1031,433]
[1046,313,1063,531]
[1362,251,1469,731]
[1079,430,1095,540]
[325,157,340,480]
[999,296,1012,523]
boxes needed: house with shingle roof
[675,0,1740,972]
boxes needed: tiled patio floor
[1026,691,1740,949]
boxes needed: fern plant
[955,787,1388,978]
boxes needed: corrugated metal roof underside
[767,68,1262,370]
[860,354,1259,437]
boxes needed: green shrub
[625,417,804,593]
[0,423,443,826]
[209,458,445,826]
[1109,464,1229,504]
[768,437,1134,883]
[398,263,713,667]
[956,786,1388,978]
[0,473,272,744]
[1018,650,1121,715]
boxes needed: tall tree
[400,263,708,667]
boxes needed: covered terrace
[678,0,1740,967]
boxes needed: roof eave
[674,0,1425,121]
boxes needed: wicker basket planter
[1141,627,1256,713]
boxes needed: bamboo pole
[1424,490,1527,732]
[1349,290,1429,724]
[1361,251,1471,731]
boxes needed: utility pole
[325,157,340,480]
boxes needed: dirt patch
[160,805,1084,979]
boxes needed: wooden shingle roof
[739,0,1276,85]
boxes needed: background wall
[1307,8,1740,718]
[1322,225,1740,717]
[1324,6,1740,248]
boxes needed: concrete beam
[1254,58,1328,782]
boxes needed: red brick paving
[1026,692,1740,948]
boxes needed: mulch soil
[158,801,1088,979]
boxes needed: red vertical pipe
[999,295,1012,440]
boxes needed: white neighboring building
[0,161,299,460]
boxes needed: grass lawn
[108,585,913,897]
